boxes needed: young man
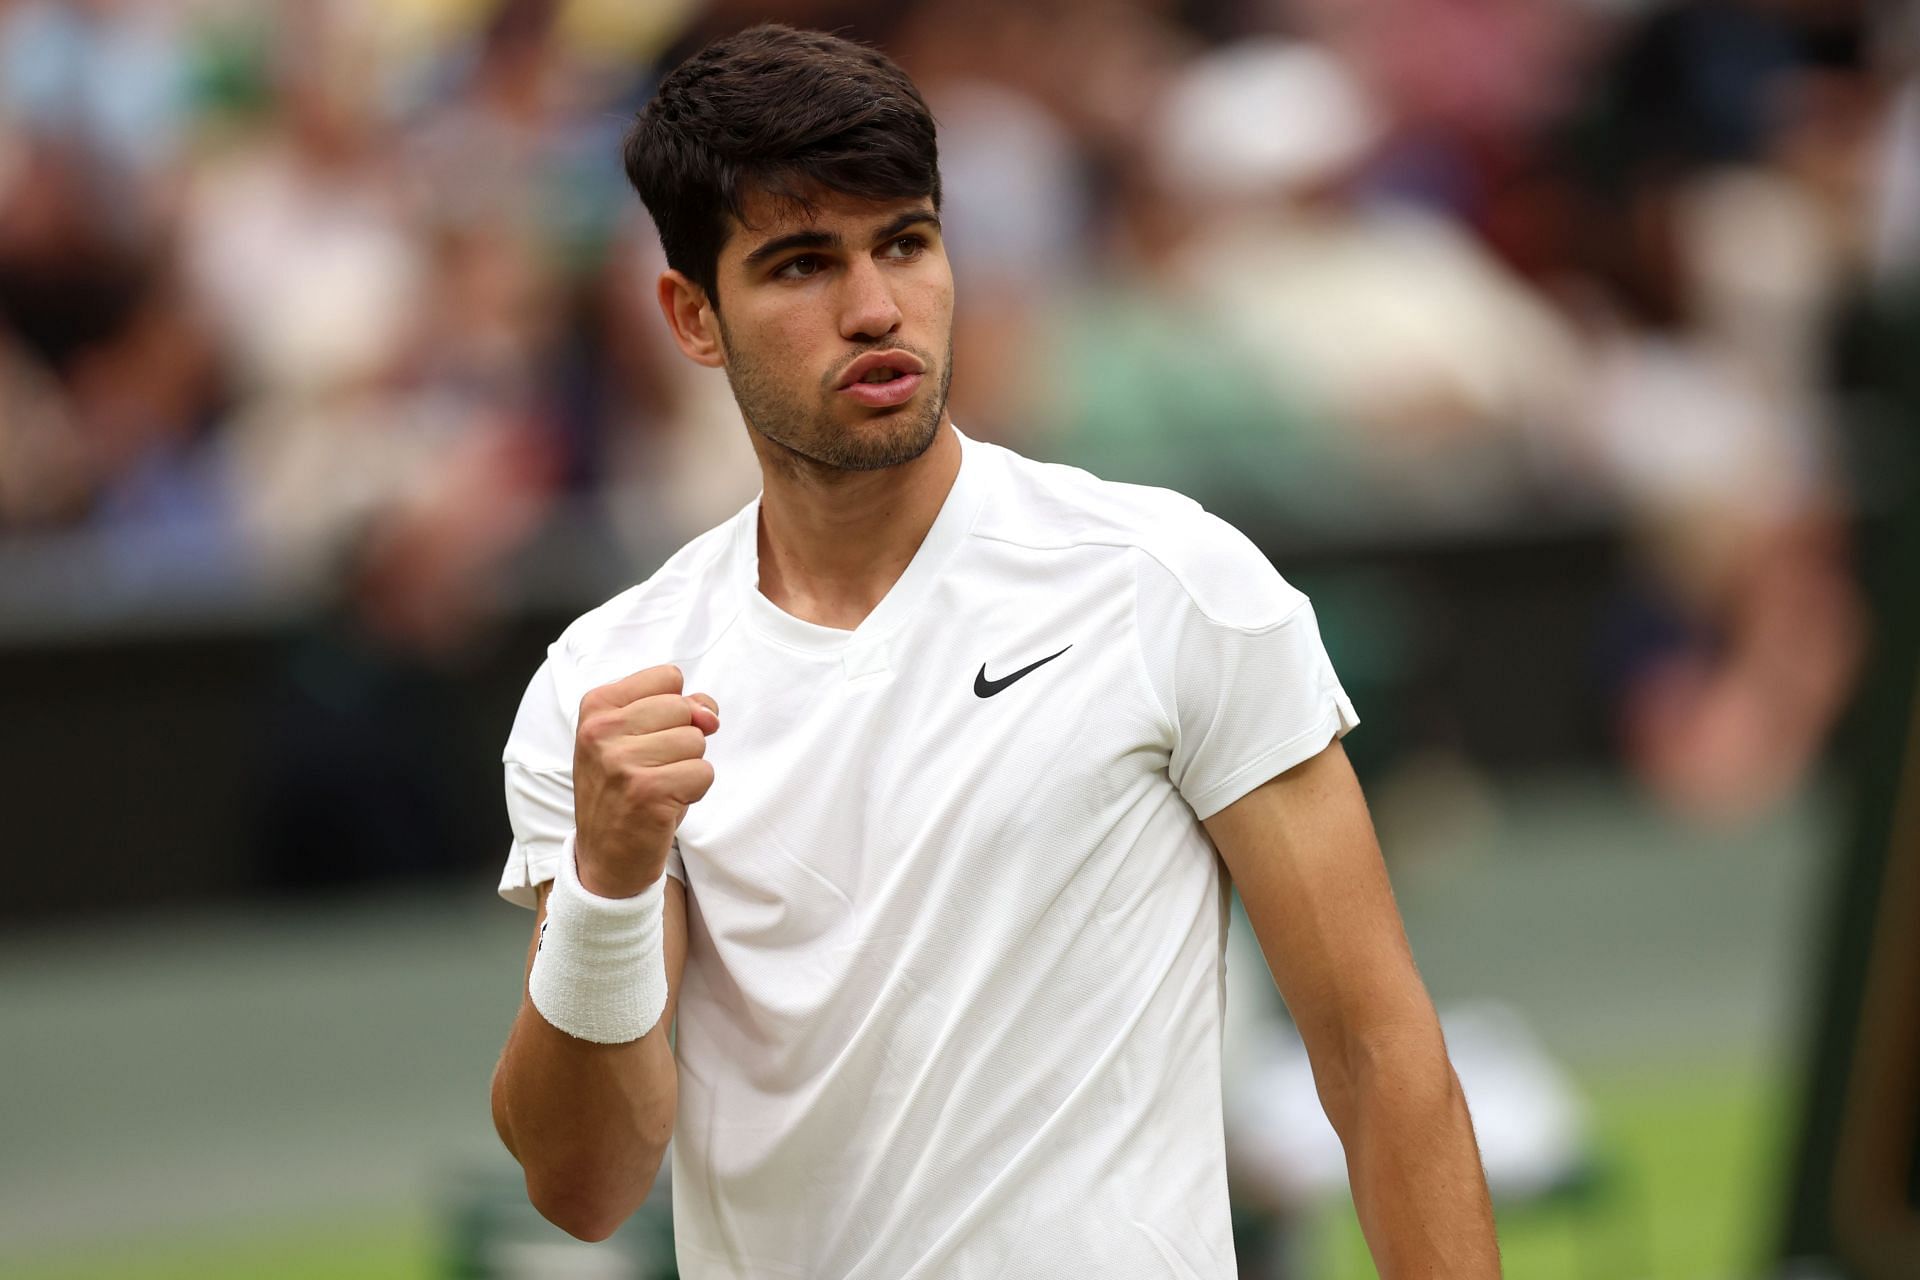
[490,23,1500,1279]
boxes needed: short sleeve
[498,650,575,908]
[498,646,687,908]
[1133,513,1359,821]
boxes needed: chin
[828,404,941,471]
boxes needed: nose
[838,256,903,344]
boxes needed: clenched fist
[573,664,720,898]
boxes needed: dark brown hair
[623,24,942,304]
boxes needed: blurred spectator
[1147,39,1585,517]
[1870,5,1920,284]
[0,0,190,240]
[1564,0,1879,822]
[0,329,87,525]
[402,0,631,264]
[180,10,420,401]
[253,418,556,891]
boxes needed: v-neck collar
[731,428,988,661]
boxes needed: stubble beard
[719,326,954,478]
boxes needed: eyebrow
[743,229,838,270]
[873,208,941,245]
[741,208,941,271]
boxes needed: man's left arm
[1204,738,1501,1278]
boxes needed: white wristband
[527,834,669,1044]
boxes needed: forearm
[491,999,678,1241]
[1331,1030,1500,1278]
[490,668,709,1239]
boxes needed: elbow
[496,1080,671,1242]
[528,1186,632,1243]
[526,1158,663,1243]
[533,1189,622,1243]
[1353,1017,1450,1076]
[1353,1021,1457,1098]
[490,1038,676,1240]
[1323,1020,1456,1133]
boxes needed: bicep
[1203,739,1434,1070]
[523,876,691,1035]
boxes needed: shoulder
[548,505,749,690]
[971,438,1201,549]
[972,441,1303,630]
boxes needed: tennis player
[490,23,1499,1278]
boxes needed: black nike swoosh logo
[974,645,1072,698]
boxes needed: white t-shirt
[499,430,1358,1279]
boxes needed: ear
[656,269,724,368]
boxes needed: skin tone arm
[490,878,688,1241]
[489,665,719,1242]
[1204,739,1502,1278]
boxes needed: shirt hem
[1184,695,1359,821]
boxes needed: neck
[752,420,962,631]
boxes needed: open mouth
[837,352,926,408]
[840,370,924,408]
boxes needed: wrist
[573,836,669,899]
[527,833,669,1044]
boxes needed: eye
[882,235,926,260]
[774,254,824,280]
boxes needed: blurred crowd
[0,0,1914,818]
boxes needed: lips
[836,350,927,410]
[840,371,923,408]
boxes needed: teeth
[861,368,896,384]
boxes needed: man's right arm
[490,663,718,1243]
[490,873,688,1242]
